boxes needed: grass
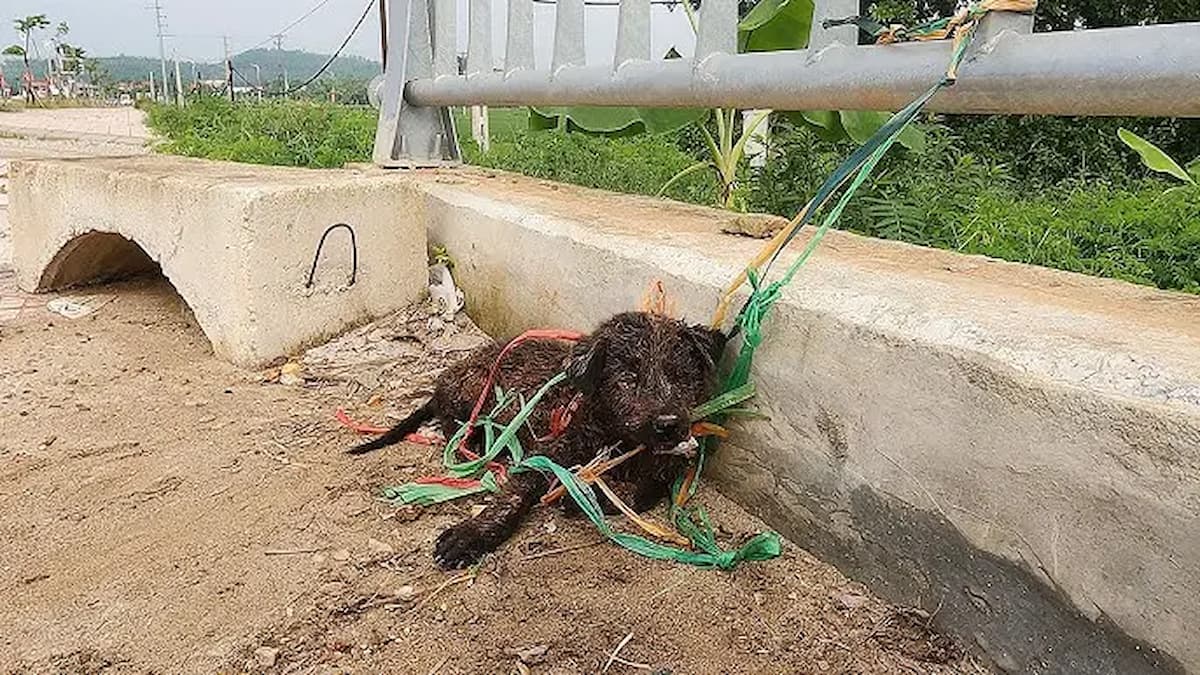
[454,107,715,204]
[146,97,376,169]
[145,99,1200,295]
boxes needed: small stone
[469,504,487,517]
[331,548,351,562]
[279,362,304,386]
[720,213,790,239]
[253,646,279,668]
[836,592,870,610]
[543,520,557,534]
[368,537,394,555]
[395,585,416,601]
[504,644,549,665]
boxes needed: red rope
[334,408,438,445]
[415,475,484,489]
[457,329,584,453]
[340,329,583,488]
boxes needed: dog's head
[565,312,728,455]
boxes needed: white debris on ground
[287,261,492,422]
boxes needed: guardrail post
[743,0,857,169]
[468,0,492,152]
[505,0,535,72]
[372,0,461,167]
[811,0,858,48]
[552,0,586,70]
[694,0,736,62]
[976,3,1035,43]
[614,0,650,70]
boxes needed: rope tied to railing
[711,0,1036,329]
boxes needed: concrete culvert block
[10,155,427,366]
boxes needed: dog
[349,311,728,569]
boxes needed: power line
[226,0,373,97]
[240,0,340,54]
[278,0,375,95]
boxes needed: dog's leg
[433,471,548,569]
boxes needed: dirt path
[0,110,986,674]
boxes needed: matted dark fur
[348,311,728,569]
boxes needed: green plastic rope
[381,471,500,506]
[518,455,781,570]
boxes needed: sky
[4,0,697,67]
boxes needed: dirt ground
[0,110,987,674]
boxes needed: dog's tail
[347,399,437,455]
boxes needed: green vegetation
[456,108,717,205]
[146,98,375,169]
[748,119,1200,293]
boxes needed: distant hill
[3,48,381,86]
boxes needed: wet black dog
[349,311,727,569]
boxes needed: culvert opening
[38,230,208,349]
[39,231,163,291]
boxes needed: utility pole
[151,0,169,103]
[251,64,262,101]
[269,33,288,97]
[222,35,234,103]
[378,0,388,69]
[173,54,183,105]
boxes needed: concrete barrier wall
[10,157,428,366]
[410,170,1200,674]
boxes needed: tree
[7,14,51,102]
[82,58,106,88]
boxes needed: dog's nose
[653,415,682,438]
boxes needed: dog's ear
[565,335,605,394]
[686,323,729,373]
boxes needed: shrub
[747,119,1200,294]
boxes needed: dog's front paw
[433,521,495,569]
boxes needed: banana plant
[659,108,770,210]
[1118,128,1200,193]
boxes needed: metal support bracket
[372,0,461,168]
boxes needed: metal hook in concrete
[305,223,359,289]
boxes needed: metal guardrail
[372,0,1200,167]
